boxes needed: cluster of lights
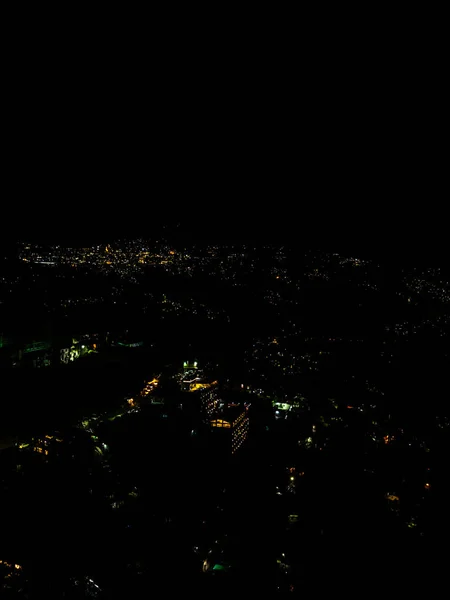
[138,378,159,400]
[0,561,24,589]
[201,388,219,416]
[210,409,249,453]
[32,434,63,457]
[232,412,249,454]
[34,446,49,456]
[0,561,22,570]
[211,419,231,429]
[17,242,187,283]
[187,361,198,368]
[405,275,450,304]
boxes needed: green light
[23,341,51,354]
[0,335,10,349]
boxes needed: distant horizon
[4,236,448,270]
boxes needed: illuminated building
[211,405,250,455]
[183,360,198,370]
[179,380,220,417]
[22,340,51,354]
[117,340,144,348]
[9,339,53,368]
[198,385,220,417]
[189,380,217,393]
[32,434,64,459]
[180,362,204,392]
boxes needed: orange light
[425,483,431,489]
[386,494,399,502]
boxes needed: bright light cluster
[232,411,249,454]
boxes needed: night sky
[6,200,447,268]
[3,35,446,265]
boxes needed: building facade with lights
[210,405,250,455]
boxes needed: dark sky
[3,28,447,265]
[5,105,446,260]
[5,180,447,264]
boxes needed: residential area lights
[4,243,448,592]
[0,561,22,570]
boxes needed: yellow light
[386,494,400,502]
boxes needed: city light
[5,239,448,592]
